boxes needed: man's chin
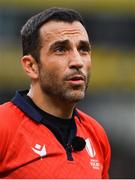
[65,91,85,103]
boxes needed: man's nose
[68,49,83,69]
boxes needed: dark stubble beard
[38,67,90,104]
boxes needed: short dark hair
[21,7,85,62]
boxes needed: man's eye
[54,46,66,53]
[79,48,90,55]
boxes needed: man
[0,7,111,178]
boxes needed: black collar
[11,90,81,123]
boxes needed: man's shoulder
[0,101,18,118]
[0,102,22,129]
[77,109,103,129]
[0,102,13,118]
[77,109,109,142]
[0,101,14,110]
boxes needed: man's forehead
[40,21,89,42]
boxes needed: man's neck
[27,87,75,119]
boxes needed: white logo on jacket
[85,138,96,158]
[32,144,47,157]
[85,138,102,170]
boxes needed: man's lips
[65,74,86,85]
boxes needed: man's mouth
[66,74,86,85]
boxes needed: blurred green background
[0,0,135,178]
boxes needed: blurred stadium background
[0,0,135,178]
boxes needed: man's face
[37,21,91,103]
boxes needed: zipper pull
[66,144,73,161]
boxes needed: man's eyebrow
[49,39,91,52]
[49,40,70,51]
[78,40,91,51]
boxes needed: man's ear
[21,55,39,79]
